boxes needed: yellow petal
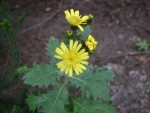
[78,49,86,55]
[85,41,89,46]
[76,67,83,74]
[65,67,69,75]
[55,47,64,56]
[78,64,86,70]
[77,25,84,31]
[54,55,63,59]
[60,66,65,72]
[95,41,98,45]
[88,35,93,40]
[75,43,82,52]
[75,10,79,16]
[57,62,63,68]
[88,46,94,51]
[60,42,69,52]
[80,52,88,56]
[80,61,88,65]
[73,41,78,51]
[69,68,73,77]
[74,67,79,75]
[70,9,74,15]
[64,10,70,17]
[69,40,73,51]
[81,16,89,22]
[80,55,89,60]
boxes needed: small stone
[45,7,51,12]
[136,82,143,89]
[104,63,125,75]
[129,36,140,42]
[116,20,120,25]
[108,23,113,27]
[129,70,140,77]
[118,34,124,39]
[16,5,20,8]
[140,75,147,82]
[138,56,146,62]
[117,50,122,54]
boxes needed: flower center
[68,53,76,62]
[65,52,80,67]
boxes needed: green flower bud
[67,30,73,36]
[87,14,94,24]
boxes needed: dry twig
[18,0,63,35]
[99,51,150,66]
[116,51,150,57]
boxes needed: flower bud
[67,30,73,36]
[87,14,94,24]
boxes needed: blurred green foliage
[0,1,28,113]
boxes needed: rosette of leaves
[19,25,118,113]
[136,40,149,51]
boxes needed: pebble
[129,70,141,77]
[104,63,126,75]
[45,7,51,12]
[118,34,124,39]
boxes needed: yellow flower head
[64,9,89,31]
[85,35,98,51]
[55,40,89,77]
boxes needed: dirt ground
[4,0,150,113]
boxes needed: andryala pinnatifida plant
[18,9,118,113]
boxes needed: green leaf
[68,67,115,101]
[77,25,91,40]
[62,31,69,44]
[73,99,118,113]
[23,64,58,87]
[96,67,115,81]
[26,95,38,112]
[26,85,68,113]
[46,36,59,60]
[17,65,30,74]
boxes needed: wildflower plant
[18,9,118,113]
[136,39,149,51]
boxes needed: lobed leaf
[73,99,118,113]
[46,36,59,60]
[68,67,115,101]
[26,95,38,112]
[95,67,115,81]
[17,65,30,74]
[26,85,68,113]
[23,64,58,87]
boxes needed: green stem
[71,76,89,85]
[53,77,67,108]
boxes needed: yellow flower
[85,35,98,51]
[55,40,89,77]
[64,9,89,31]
